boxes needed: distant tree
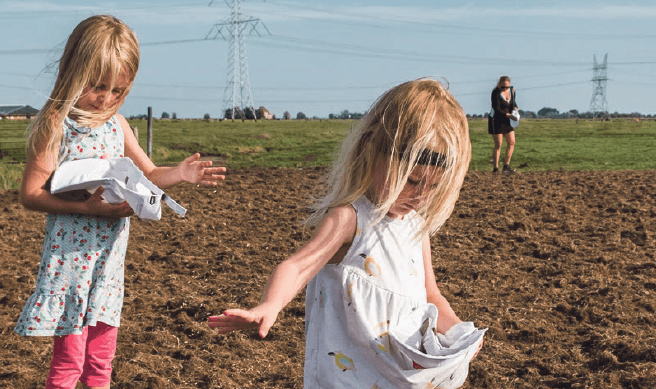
[518,110,536,119]
[283,111,291,120]
[244,107,256,120]
[296,112,307,120]
[537,107,559,118]
[568,109,579,116]
[172,112,177,120]
[161,111,170,119]
[204,113,211,121]
[255,107,265,120]
[328,113,336,119]
[339,110,350,119]
[224,108,245,120]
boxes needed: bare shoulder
[114,113,130,131]
[324,204,357,225]
[320,204,357,244]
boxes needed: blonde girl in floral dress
[209,78,485,388]
[15,15,225,389]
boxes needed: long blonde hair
[27,15,139,164]
[308,78,471,236]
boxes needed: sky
[1,0,655,119]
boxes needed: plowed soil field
[2,168,655,388]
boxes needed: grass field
[1,117,656,189]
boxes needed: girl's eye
[408,178,421,186]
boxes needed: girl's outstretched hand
[208,304,279,339]
[180,153,226,185]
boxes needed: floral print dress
[15,116,130,336]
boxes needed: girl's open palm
[180,153,226,185]
[208,304,278,338]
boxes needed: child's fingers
[208,308,277,338]
[205,166,226,174]
[259,316,277,339]
[199,175,225,185]
[117,201,135,216]
[208,309,256,325]
[91,186,105,198]
[184,153,201,163]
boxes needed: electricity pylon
[207,0,270,119]
[589,54,609,120]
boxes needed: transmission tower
[207,0,270,119]
[589,54,609,120]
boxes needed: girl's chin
[387,205,413,219]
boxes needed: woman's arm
[208,205,357,337]
[119,115,225,188]
[423,233,462,334]
[491,89,502,114]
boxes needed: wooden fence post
[147,106,152,158]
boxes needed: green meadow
[1,117,655,190]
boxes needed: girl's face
[372,162,443,219]
[76,71,130,113]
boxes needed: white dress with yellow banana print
[304,196,485,389]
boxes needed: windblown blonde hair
[27,15,139,164]
[307,78,471,237]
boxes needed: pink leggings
[46,322,118,389]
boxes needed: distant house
[257,106,274,120]
[0,105,39,120]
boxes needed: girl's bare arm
[423,233,462,334]
[119,115,225,188]
[209,205,357,337]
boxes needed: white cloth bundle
[387,305,486,388]
[49,157,186,220]
[509,108,520,128]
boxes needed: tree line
[469,107,653,120]
[128,107,652,121]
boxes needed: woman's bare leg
[492,134,503,169]
[503,131,516,167]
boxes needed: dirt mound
[1,168,655,388]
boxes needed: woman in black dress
[488,76,518,173]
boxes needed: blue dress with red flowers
[15,116,130,336]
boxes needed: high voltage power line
[589,54,609,120]
[3,34,655,70]
[207,0,270,118]
[1,2,655,115]
[264,0,656,41]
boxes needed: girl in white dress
[209,78,485,388]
